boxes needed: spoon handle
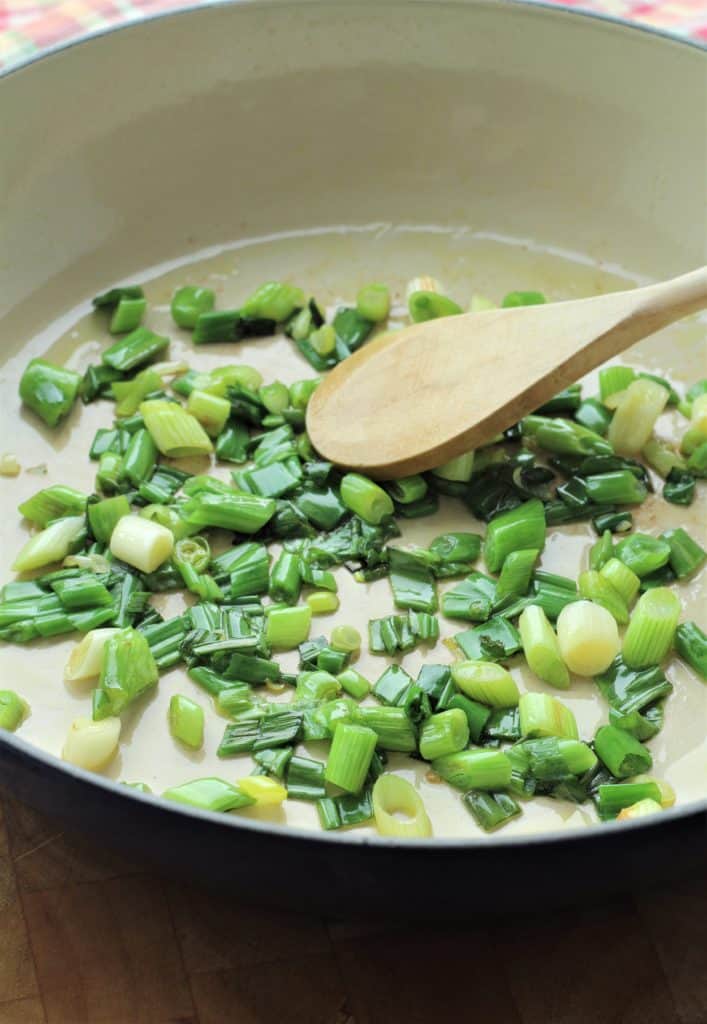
[631,265,707,330]
[572,265,707,371]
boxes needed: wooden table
[1,793,705,1024]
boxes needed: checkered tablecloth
[0,0,705,69]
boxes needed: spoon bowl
[307,267,707,478]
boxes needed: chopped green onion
[537,385,582,415]
[330,624,361,654]
[0,454,21,477]
[687,440,707,477]
[89,493,130,543]
[98,627,158,715]
[192,310,242,344]
[173,535,210,573]
[661,527,706,580]
[446,694,489,742]
[171,285,215,329]
[518,605,571,688]
[284,755,325,800]
[513,737,597,783]
[578,570,629,625]
[432,748,512,791]
[110,514,174,573]
[269,551,302,604]
[419,708,469,760]
[356,283,390,322]
[408,290,462,322]
[289,378,320,411]
[521,416,612,456]
[662,469,696,506]
[122,428,158,486]
[642,438,686,479]
[63,715,121,769]
[182,492,275,533]
[518,692,578,739]
[371,774,432,838]
[224,542,270,598]
[112,368,162,417]
[596,781,662,819]
[241,281,304,321]
[494,548,538,608]
[502,290,546,307]
[169,694,204,750]
[452,616,522,662]
[295,669,341,702]
[608,378,670,455]
[93,285,143,309]
[109,296,146,334]
[0,690,29,731]
[186,389,231,437]
[325,723,377,793]
[163,777,254,812]
[332,306,374,353]
[337,668,371,700]
[102,327,168,373]
[258,380,289,415]
[52,575,112,610]
[306,591,340,615]
[218,707,301,755]
[599,365,636,400]
[429,538,484,576]
[615,534,671,577]
[592,510,633,535]
[318,789,374,830]
[238,776,288,805]
[18,485,87,527]
[65,628,120,681]
[340,473,394,525]
[595,657,672,715]
[139,399,213,457]
[463,790,521,832]
[484,499,546,573]
[307,324,335,356]
[252,746,293,779]
[432,450,475,483]
[388,547,437,613]
[617,798,662,820]
[265,605,311,649]
[599,557,640,607]
[555,599,620,676]
[19,358,81,427]
[575,398,612,436]
[354,705,417,752]
[451,660,519,707]
[215,420,249,464]
[675,621,707,680]
[622,587,681,668]
[385,475,428,505]
[12,516,85,573]
[584,470,647,505]
[441,572,495,622]
[594,724,652,778]
[590,530,615,571]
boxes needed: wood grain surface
[1,793,705,1024]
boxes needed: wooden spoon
[307,266,707,479]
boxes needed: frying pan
[1,0,705,916]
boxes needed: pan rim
[3,729,705,850]
[0,0,704,84]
